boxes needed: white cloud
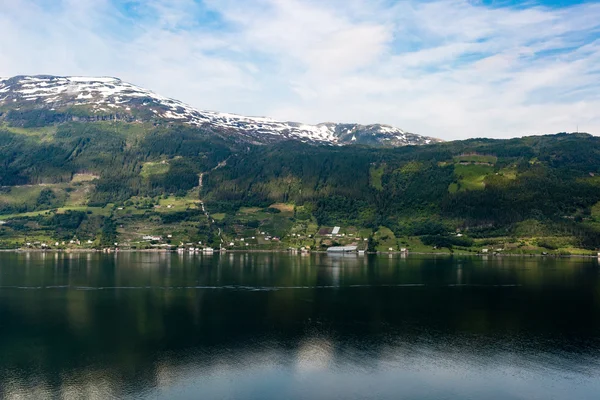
[0,0,599,139]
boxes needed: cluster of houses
[227,234,281,247]
[23,238,95,249]
[177,246,215,254]
[289,246,311,254]
[142,235,165,241]
[326,245,408,254]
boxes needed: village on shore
[5,223,600,258]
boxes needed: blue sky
[1,0,599,139]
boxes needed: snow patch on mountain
[0,76,440,146]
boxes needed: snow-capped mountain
[0,75,440,146]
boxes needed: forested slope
[203,133,600,250]
[0,115,599,253]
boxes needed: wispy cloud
[0,0,599,139]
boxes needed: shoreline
[0,248,598,258]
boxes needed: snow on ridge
[378,125,405,134]
[0,75,427,145]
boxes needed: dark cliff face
[2,110,140,127]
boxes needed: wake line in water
[0,283,521,291]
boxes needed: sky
[1,0,599,140]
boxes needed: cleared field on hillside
[451,164,494,192]
[140,162,169,178]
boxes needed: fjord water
[1,253,599,399]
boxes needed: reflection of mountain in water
[1,253,600,399]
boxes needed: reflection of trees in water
[0,253,599,397]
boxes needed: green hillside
[1,116,599,254]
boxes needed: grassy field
[71,173,99,183]
[0,210,54,220]
[0,185,47,206]
[369,165,385,191]
[374,226,398,252]
[0,123,57,142]
[498,165,518,180]
[212,213,226,221]
[66,182,95,206]
[140,161,169,178]
[592,201,600,220]
[239,207,262,214]
[454,154,498,164]
[452,164,494,192]
[268,203,294,215]
[404,236,452,253]
[0,182,98,219]
[155,193,200,212]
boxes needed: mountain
[0,75,599,254]
[0,75,439,146]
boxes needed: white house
[142,235,162,241]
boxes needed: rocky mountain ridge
[0,75,440,146]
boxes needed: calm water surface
[1,252,600,399]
